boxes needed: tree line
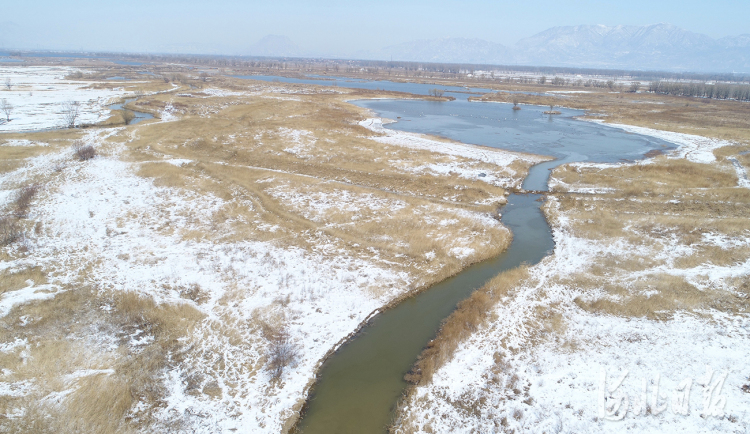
[648,81,750,101]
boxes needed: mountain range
[250,24,750,73]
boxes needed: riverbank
[0,66,539,433]
[391,122,750,433]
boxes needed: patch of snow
[587,120,733,164]
[279,128,316,159]
[165,159,192,167]
[0,380,34,398]
[0,283,62,318]
[728,157,750,188]
[0,66,132,132]
[1,139,48,147]
[0,138,417,433]
[449,247,475,259]
[160,103,178,122]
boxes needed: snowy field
[0,70,527,432]
[0,66,132,132]
[395,197,750,433]
[393,128,750,433]
[0,132,415,432]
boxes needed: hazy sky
[2,0,749,55]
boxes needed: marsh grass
[405,266,530,385]
[0,287,204,433]
[394,140,750,432]
[125,86,518,272]
[0,72,531,432]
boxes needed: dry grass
[405,266,530,385]
[0,287,204,432]
[0,65,531,432]
[394,124,750,432]
[118,80,519,276]
[0,266,48,296]
[552,156,739,197]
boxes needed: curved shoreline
[292,107,556,432]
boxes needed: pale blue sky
[1,0,748,54]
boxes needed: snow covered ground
[394,193,750,433]
[588,120,734,164]
[393,121,750,433]
[0,134,417,431]
[0,66,132,132]
[0,72,528,432]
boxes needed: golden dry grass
[405,265,530,386]
[0,286,204,433]
[0,64,532,431]
[113,78,523,276]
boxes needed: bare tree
[629,81,641,93]
[512,98,521,110]
[0,99,12,122]
[198,72,209,82]
[428,88,445,97]
[4,78,11,91]
[61,101,80,128]
[262,322,299,380]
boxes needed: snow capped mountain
[359,24,750,72]
[718,34,750,48]
[513,23,722,70]
[250,25,750,72]
[516,23,714,56]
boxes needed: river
[236,74,674,433]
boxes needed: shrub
[73,140,97,161]
[0,216,22,246]
[13,184,40,218]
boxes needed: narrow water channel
[235,75,674,433]
[296,192,553,433]
[108,98,154,125]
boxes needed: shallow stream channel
[108,98,154,125]
[239,75,676,433]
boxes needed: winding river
[108,98,154,125]
[239,75,674,433]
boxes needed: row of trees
[648,81,750,101]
